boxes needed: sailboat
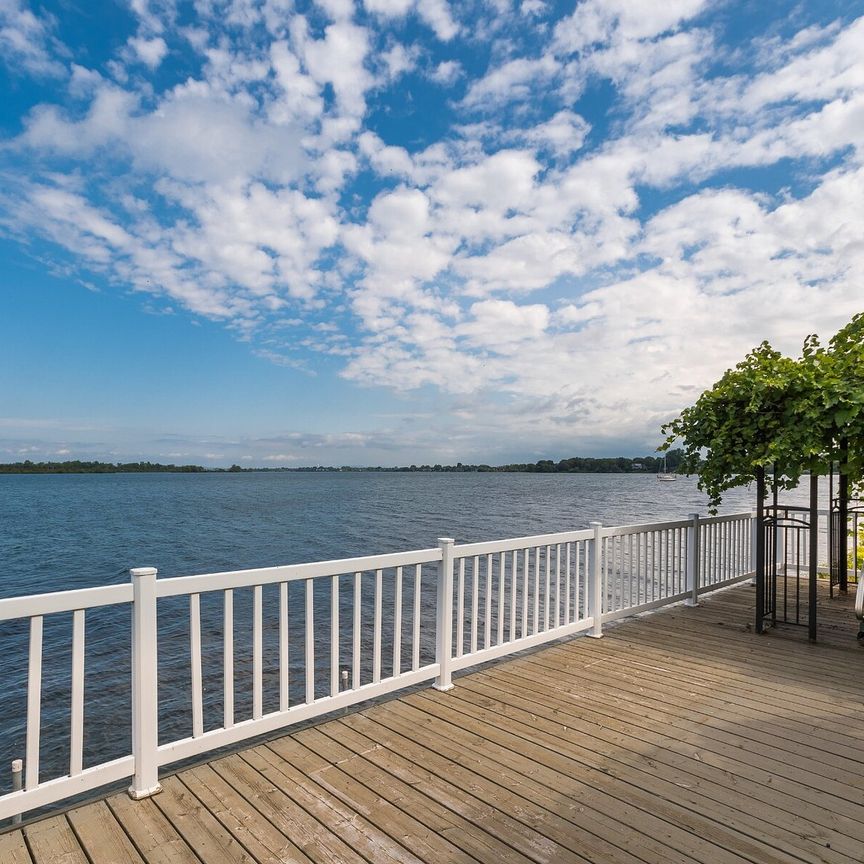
[657,454,677,482]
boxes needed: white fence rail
[0,511,756,822]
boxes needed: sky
[0,0,863,467]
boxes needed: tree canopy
[662,313,864,510]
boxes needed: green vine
[661,313,864,511]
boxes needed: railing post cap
[130,567,158,578]
[589,520,602,528]
[11,758,22,773]
[437,537,455,546]
[689,512,700,520]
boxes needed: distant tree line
[0,451,685,475]
[0,460,211,474]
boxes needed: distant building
[632,461,645,470]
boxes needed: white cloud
[295,18,373,118]
[416,0,458,40]
[363,0,413,15]
[0,0,65,77]
[20,82,305,185]
[429,59,461,85]
[460,55,559,108]
[380,41,417,79]
[128,35,168,68]
[522,110,590,157]
[553,0,708,54]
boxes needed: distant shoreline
[0,455,683,476]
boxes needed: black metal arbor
[756,459,859,642]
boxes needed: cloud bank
[1,1,863,463]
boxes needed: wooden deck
[2,580,862,864]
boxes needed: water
[0,471,815,800]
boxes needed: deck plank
[107,792,201,864]
[178,764,314,864]
[23,816,88,864]
[67,800,145,864]
[0,829,34,864]
[4,580,861,864]
[267,733,478,864]
[209,752,369,864]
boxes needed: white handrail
[0,511,756,822]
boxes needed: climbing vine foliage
[662,313,864,511]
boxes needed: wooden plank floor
[3,580,862,864]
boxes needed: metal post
[840,440,849,593]
[809,473,818,641]
[685,513,700,606]
[11,759,22,824]
[587,522,603,638]
[129,567,162,799]
[755,467,766,633]
[434,538,455,691]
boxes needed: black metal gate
[755,468,818,641]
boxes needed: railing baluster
[714,522,720,584]
[252,586,263,720]
[330,575,339,698]
[456,559,465,658]
[555,544,561,628]
[354,572,362,685]
[470,556,479,654]
[533,547,540,634]
[665,529,671,596]
[70,609,85,776]
[652,532,658,602]
[627,533,634,608]
[521,548,529,636]
[510,550,517,640]
[484,554,492,648]
[412,565,421,672]
[25,616,42,791]
[564,543,571,625]
[393,566,403,677]
[575,541,582,619]
[191,593,204,735]
[373,568,383,684]
[497,552,505,645]
[588,522,603,637]
[305,579,314,704]
[278,583,288,712]
[544,545,551,630]
[224,589,234,727]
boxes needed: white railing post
[588,522,603,638]
[750,511,758,584]
[129,567,162,799]
[686,513,700,606]
[434,538,455,691]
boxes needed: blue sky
[1,0,862,466]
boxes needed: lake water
[0,471,821,801]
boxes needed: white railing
[0,511,756,822]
